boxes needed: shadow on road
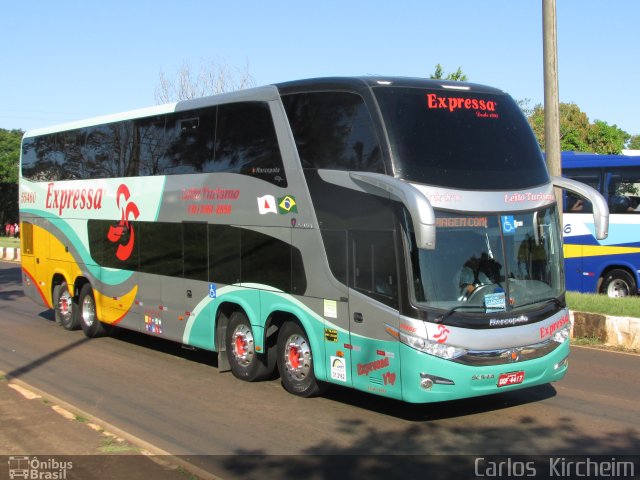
[105,327,219,368]
[210,415,640,479]
[322,381,557,422]
[5,336,90,380]
[0,264,25,302]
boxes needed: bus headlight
[398,330,467,360]
[552,322,572,344]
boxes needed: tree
[430,64,468,81]
[155,59,255,104]
[516,98,534,118]
[628,135,640,150]
[0,129,22,184]
[527,103,630,154]
[587,120,630,155]
[0,128,23,226]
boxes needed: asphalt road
[1,261,639,479]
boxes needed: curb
[571,311,640,350]
[0,246,20,261]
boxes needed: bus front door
[347,230,402,400]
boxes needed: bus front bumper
[399,340,569,403]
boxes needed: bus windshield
[373,86,548,190]
[408,207,564,312]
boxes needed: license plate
[497,371,525,387]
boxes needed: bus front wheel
[54,282,79,331]
[78,284,108,337]
[601,269,637,298]
[277,321,326,398]
[225,311,273,381]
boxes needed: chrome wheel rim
[58,290,73,323]
[231,324,255,366]
[284,334,311,380]
[81,294,96,327]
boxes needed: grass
[567,291,640,353]
[0,237,19,248]
[98,436,139,454]
[571,335,606,347]
[571,335,637,353]
[177,466,199,480]
[566,291,640,317]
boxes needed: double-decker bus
[562,151,640,297]
[19,77,608,403]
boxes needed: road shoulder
[0,373,219,480]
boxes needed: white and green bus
[19,77,608,403]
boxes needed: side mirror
[349,172,436,249]
[552,176,609,239]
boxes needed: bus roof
[275,76,506,96]
[23,76,508,139]
[23,85,281,138]
[561,151,640,169]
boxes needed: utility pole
[543,0,562,212]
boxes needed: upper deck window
[282,91,384,173]
[21,102,286,186]
[373,87,548,190]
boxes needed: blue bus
[562,151,640,297]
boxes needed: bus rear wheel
[600,269,637,298]
[54,282,79,330]
[225,311,273,381]
[78,284,108,338]
[277,321,326,398]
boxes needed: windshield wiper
[514,296,565,310]
[434,305,484,324]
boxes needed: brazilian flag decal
[278,195,297,214]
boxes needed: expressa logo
[426,93,497,113]
[540,314,570,339]
[107,184,140,261]
[45,183,104,216]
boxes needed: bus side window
[209,225,241,285]
[139,221,181,277]
[25,131,81,181]
[238,228,306,294]
[183,222,208,281]
[606,168,640,213]
[85,122,139,179]
[349,230,398,308]
[565,193,591,213]
[136,115,168,177]
[21,222,34,255]
[164,109,216,175]
[215,102,287,187]
[282,91,384,173]
[21,137,39,181]
[563,168,599,213]
[321,230,348,286]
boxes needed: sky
[1,0,639,136]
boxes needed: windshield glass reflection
[408,207,563,312]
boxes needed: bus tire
[78,284,107,338]
[600,269,637,298]
[226,311,272,382]
[277,321,326,398]
[54,282,79,330]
